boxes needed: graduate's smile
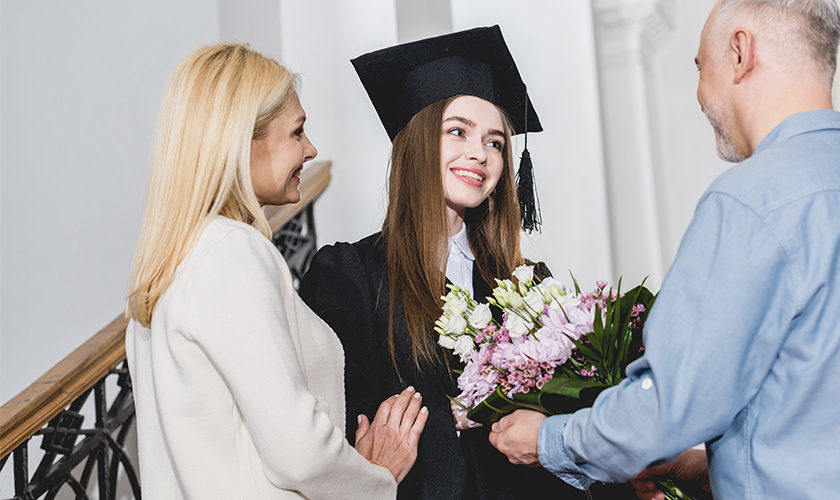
[450,166,486,187]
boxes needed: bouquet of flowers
[436,264,654,424]
[436,265,699,500]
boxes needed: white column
[592,0,674,288]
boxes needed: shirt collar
[753,109,840,156]
[449,223,475,262]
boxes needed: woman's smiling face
[439,95,506,216]
[250,92,318,206]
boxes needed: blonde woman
[125,43,427,499]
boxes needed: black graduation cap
[351,25,543,232]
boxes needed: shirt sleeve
[538,192,798,487]
[186,229,396,498]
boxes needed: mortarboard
[351,25,543,231]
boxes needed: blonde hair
[127,43,297,327]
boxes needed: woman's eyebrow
[443,115,475,127]
[444,115,504,137]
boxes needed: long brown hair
[381,96,524,375]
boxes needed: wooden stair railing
[0,160,331,497]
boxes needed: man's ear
[730,27,756,84]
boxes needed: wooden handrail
[0,160,332,459]
[0,315,128,458]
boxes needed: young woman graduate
[298,26,604,498]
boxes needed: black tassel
[516,147,541,233]
[516,86,541,233]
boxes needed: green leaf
[654,479,702,500]
[538,377,610,413]
[602,301,616,367]
[446,394,469,409]
[572,339,603,363]
[466,387,546,425]
[540,377,609,396]
[608,299,622,378]
[616,329,633,378]
[590,306,604,352]
[569,270,581,295]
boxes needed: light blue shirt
[538,109,840,499]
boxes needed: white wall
[0,0,219,401]
[647,0,729,265]
[218,0,283,58]
[0,4,5,379]
[0,3,220,495]
[278,0,399,244]
[396,0,452,42]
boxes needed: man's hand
[355,387,428,483]
[488,409,546,466]
[631,448,710,500]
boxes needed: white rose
[506,292,525,310]
[444,296,468,316]
[537,277,560,292]
[523,289,545,317]
[504,313,533,338]
[468,303,492,329]
[453,335,475,363]
[492,288,509,307]
[438,335,457,350]
[552,283,573,301]
[512,264,534,284]
[444,314,467,335]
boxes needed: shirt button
[641,377,653,390]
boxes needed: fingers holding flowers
[488,409,545,466]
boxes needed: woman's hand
[451,399,482,430]
[354,387,428,483]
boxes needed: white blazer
[126,216,396,499]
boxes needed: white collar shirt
[445,223,475,298]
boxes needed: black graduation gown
[299,233,612,499]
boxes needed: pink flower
[519,332,572,365]
[540,306,592,341]
[631,303,646,317]
[456,345,498,408]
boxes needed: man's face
[696,3,748,163]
